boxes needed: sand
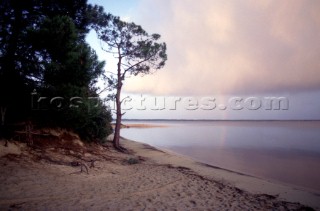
[0,135,319,210]
[112,123,168,129]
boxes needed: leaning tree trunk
[113,56,124,151]
[113,87,122,150]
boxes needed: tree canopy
[0,0,113,141]
[95,15,167,150]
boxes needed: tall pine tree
[0,0,113,141]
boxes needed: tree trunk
[0,107,6,139]
[113,88,126,152]
[0,107,6,126]
[113,87,122,150]
[112,56,125,151]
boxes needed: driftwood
[71,161,89,174]
[80,163,89,174]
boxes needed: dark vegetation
[0,0,113,142]
[0,0,167,148]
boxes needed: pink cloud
[123,0,320,95]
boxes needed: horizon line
[120,119,320,121]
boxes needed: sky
[86,0,320,120]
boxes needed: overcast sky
[87,0,320,120]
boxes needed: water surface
[121,120,320,192]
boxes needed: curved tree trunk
[113,88,121,150]
[113,92,127,152]
[112,56,125,152]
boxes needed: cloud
[122,0,320,96]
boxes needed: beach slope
[0,137,318,210]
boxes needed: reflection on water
[121,120,320,192]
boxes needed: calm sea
[121,120,320,192]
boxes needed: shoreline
[0,137,319,210]
[157,144,320,194]
[122,138,320,209]
[120,121,320,194]
[112,123,169,129]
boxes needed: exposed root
[114,145,128,153]
[89,160,95,168]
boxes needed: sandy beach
[0,133,319,210]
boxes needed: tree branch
[120,96,131,104]
[121,54,154,78]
